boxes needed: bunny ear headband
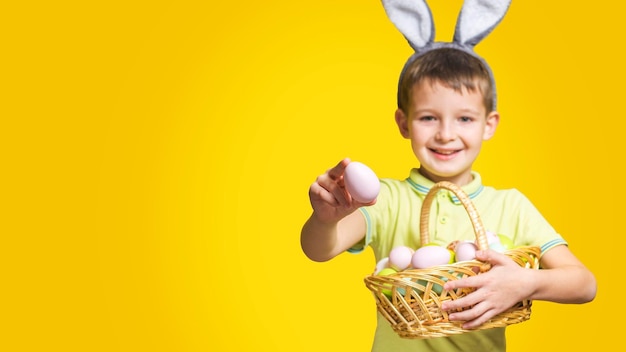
[381,0,512,110]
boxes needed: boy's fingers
[310,182,339,204]
[476,249,510,266]
[327,158,351,181]
[444,275,479,291]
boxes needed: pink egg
[455,241,478,262]
[411,245,452,269]
[344,161,380,203]
[389,246,414,271]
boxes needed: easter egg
[455,241,478,262]
[497,234,514,250]
[486,230,500,244]
[389,246,414,271]
[416,279,444,295]
[378,267,397,276]
[374,257,390,275]
[489,242,507,253]
[377,267,397,298]
[411,245,452,269]
[396,277,413,296]
[344,161,380,203]
[447,249,456,263]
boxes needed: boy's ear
[395,108,410,139]
[483,111,500,140]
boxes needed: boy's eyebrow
[411,108,437,116]
[413,107,482,115]
[457,107,482,115]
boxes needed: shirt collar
[405,169,484,204]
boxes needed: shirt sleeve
[510,189,568,257]
[347,178,395,256]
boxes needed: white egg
[374,257,390,275]
[389,246,414,271]
[411,245,452,269]
[455,241,478,262]
[344,161,380,203]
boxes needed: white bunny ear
[454,0,512,47]
[381,0,435,51]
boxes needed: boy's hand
[440,249,533,329]
[308,158,376,223]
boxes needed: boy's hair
[398,48,494,114]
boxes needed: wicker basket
[363,181,541,339]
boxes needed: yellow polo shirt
[352,169,566,352]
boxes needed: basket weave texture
[363,181,541,339]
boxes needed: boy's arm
[301,210,367,262]
[527,245,597,303]
[300,158,372,262]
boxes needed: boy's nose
[436,122,455,141]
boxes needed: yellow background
[2,0,622,350]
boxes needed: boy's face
[395,80,499,186]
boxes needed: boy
[300,48,596,351]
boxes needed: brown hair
[398,48,494,113]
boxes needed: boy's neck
[417,167,474,186]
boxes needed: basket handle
[420,181,489,251]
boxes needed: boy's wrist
[310,211,342,228]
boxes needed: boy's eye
[459,116,473,122]
[419,115,436,121]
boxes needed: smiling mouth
[430,148,460,155]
